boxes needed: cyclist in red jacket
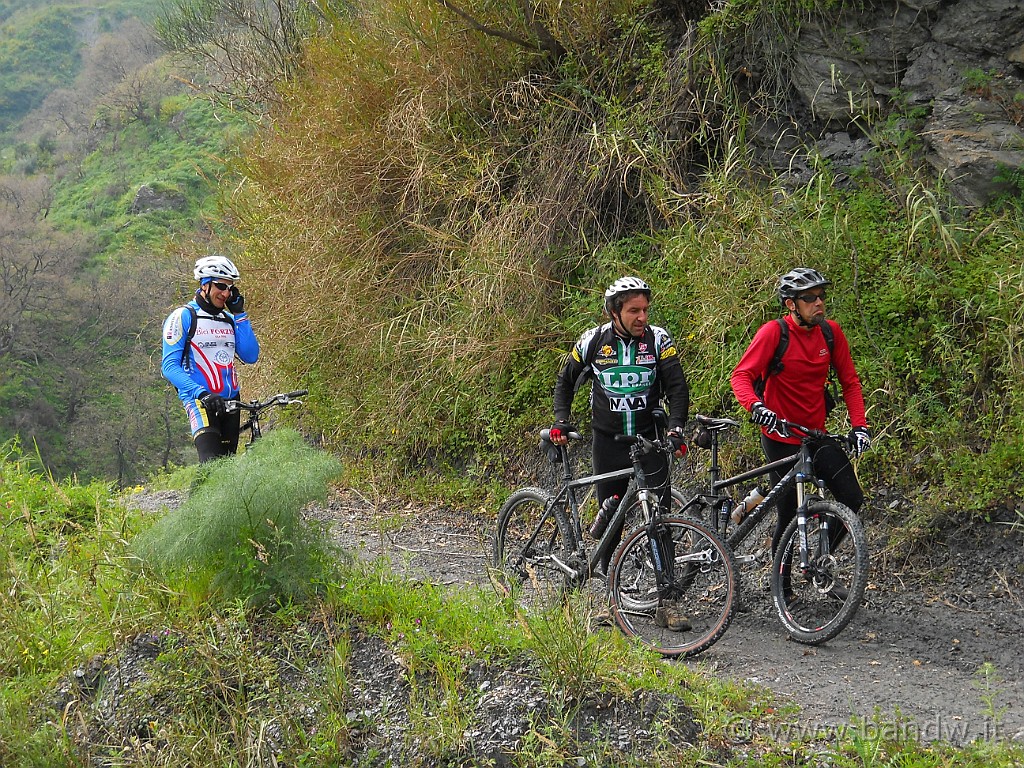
[731,267,871,552]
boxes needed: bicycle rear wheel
[608,516,738,657]
[771,498,869,645]
[492,487,575,608]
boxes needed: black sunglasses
[795,291,826,303]
[211,281,234,292]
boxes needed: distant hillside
[0,0,155,138]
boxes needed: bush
[133,429,342,606]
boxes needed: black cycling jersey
[553,322,689,436]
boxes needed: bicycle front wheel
[771,498,870,645]
[492,487,575,608]
[609,517,738,657]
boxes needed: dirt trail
[320,490,1024,745]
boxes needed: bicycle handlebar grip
[284,389,308,398]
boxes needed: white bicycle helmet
[604,275,651,314]
[193,254,241,282]
[777,267,828,304]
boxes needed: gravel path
[320,489,1024,745]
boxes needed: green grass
[133,429,342,607]
[2,444,1023,765]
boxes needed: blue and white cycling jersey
[161,299,260,404]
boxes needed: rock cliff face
[742,0,1024,206]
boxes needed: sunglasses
[795,291,826,304]
[211,281,235,292]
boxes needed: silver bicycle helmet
[777,267,828,304]
[193,254,241,282]
[604,276,651,314]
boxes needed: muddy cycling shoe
[590,609,614,630]
[654,605,692,632]
[828,583,850,602]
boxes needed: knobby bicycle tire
[492,487,575,609]
[771,498,869,645]
[608,516,739,657]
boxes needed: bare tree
[154,0,334,112]
[0,176,83,359]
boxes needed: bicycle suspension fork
[793,453,830,571]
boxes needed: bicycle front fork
[794,480,829,571]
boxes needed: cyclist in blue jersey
[550,276,691,630]
[162,255,260,462]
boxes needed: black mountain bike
[224,390,308,446]
[492,418,739,657]
[677,414,870,645]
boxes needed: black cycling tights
[593,429,671,570]
[194,410,242,463]
[761,433,864,553]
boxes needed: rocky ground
[320,488,1024,746]
[69,484,1024,765]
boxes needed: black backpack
[752,318,839,414]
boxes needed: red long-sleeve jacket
[731,315,867,444]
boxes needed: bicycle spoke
[609,517,738,657]
[492,488,572,609]
[772,500,869,645]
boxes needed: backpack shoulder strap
[180,305,198,370]
[820,320,835,357]
[767,318,788,375]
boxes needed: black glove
[750,401,779,431]
[549,420,573,444]
[199,391,225,417]
[667,428,687,457]
[849,426,872,457]
[226,286,245,314]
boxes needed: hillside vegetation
[216,0,1023,520]
[0,0,245,480]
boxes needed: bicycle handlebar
[224,390,308,414]
[540,427,584,442]
[693,413,852,452]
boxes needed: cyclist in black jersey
[550,277,690,629]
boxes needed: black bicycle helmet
[776,267,829,305]
[604,275,651,315]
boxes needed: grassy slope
[229,0,1023,519]
[2,444,1022,765]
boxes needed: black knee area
[194,430,226,463]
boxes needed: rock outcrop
[744,0,1024,206]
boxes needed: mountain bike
[224,390,308,447]
[492,416,739,657]
[677,414,869,645]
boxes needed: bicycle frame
[534,432,674,584]
[681,417,836,573]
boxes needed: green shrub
[133,429,342,606]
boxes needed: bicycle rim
[771,499,870,645]
[609,517,738,657]
[492,488,573,609]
